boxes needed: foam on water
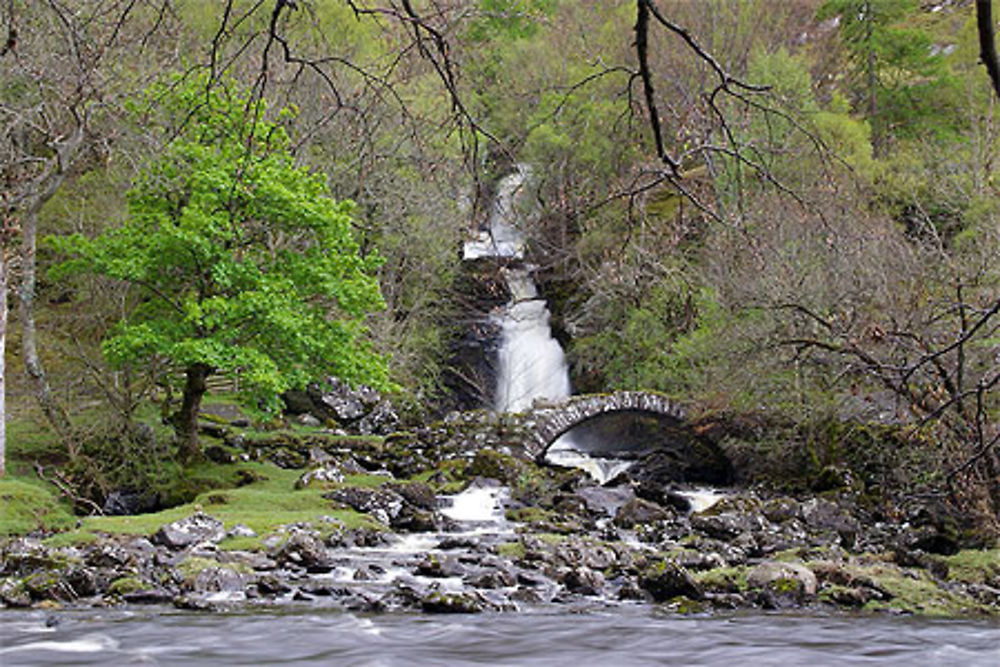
[440,484,508,524]
[545,444,634,485]
[0,634,119,655]
[677,487,726,513]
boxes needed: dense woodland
[2,0,1000,531]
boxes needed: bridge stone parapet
[525,391,686,458]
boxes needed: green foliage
[49,74,389,418]
[466,0,557,42]
[818,0,962,144]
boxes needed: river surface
[2,606,997,666]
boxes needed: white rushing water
[544,441,633,485]
[439,483,509,523]
[494,269,571,412]
[463,165,531,261]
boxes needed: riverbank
[2,414,999,619]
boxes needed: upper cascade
[463,164,531,261]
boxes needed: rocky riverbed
[2,410,999,618]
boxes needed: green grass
[80,461,383,540]
[944,549,1000,585]
[6,416,66,474]
[859,563,993,617]
[0,477,77,535]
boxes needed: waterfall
[494,268,571,412]
[462,166,572,412]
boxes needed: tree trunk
[0,248,7,477]
[15,123,84,455]
[865,0,881,158]
[977,0,1000,102]
[17,208,73,453]
[176,363,211,462]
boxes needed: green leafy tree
[51,76,388,460]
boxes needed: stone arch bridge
[521,391,686,459]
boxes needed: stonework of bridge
[523,391,686,458]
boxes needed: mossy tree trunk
[18,208,74,455]
[176,363,211,462]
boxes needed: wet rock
[690,511,763,541]
[617,580,650,601]
[1,539,60,577]
[560,567,605,596]
[0,577,31,607]
[638,561,703,602]
[421,591,486,613]
[121,588,175,604]
[270,532,335,573]
[747,560,817,607]
[466,449,526,484]
[191,566,251,594]
[575,485,635,517]
[22,571,78,602]
[801,498,859,546]
[415,554,467,578]
[256,575,293,596]
[613,498,673,529]
[388,482,437,511]
[152,513,226,550]
[554,538,618,571]
[465,568,517,589]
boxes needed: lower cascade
[494,267,571,412]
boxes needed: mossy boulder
[638,560,703,602]
[747,560,817,607]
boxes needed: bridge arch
[527,391,686,458]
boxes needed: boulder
[270,532,335,573]
[356,400,400,435]
[324,486,405,526]
[613,498,673,529]
[575,485,635,517]
[747,560,817,607]
[762,496,801,523]
[560,567,605,596]
[638,560,703,601]
[152,514,226,550]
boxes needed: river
[2,606,998,666]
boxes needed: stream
[2,606,998,666]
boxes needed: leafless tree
[1,0,180,466]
